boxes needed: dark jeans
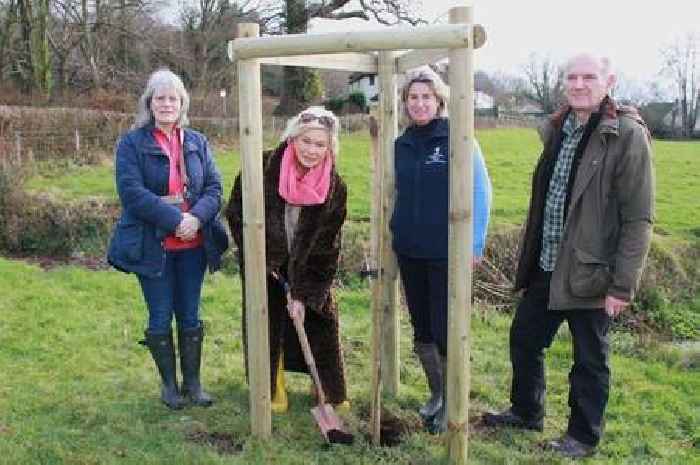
[137,247,207,335]
[510,269,611,446]
[397,254,448,356]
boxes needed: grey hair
[400,66,450,124]
[563,53,614,79]
[281,106,340,157]
[133,69,190,129]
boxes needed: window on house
[369,75,375,86]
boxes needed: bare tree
[3,0,52,96]
[484,70,528,110]
[0,0,17,85]
[661,33,699,137]
[269,0,424,115]
[612,73,664,107]
[521,53,563,114]
[178,0,260,92]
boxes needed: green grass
[9,127,700,462]
[24,129,700,239]
[0,257,697,464]
[26,161,117,199]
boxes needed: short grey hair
[400,66,450,124]
[281,106,340,157]
[133,69,190,129]
[563,53,614,79]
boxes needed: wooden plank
[368,112,383,445]
[229,24,473,61]
[395,25,486,73]
[259,53,377,73]
[237,22,272,439]
[377,50,400,396]
[446,6,474,465]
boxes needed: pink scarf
[278,142,332,205]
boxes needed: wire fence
[0,103,541,168]
[0,111,374,167]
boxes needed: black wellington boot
[178,323,213,407]
[427,355,448,434]
[414,342,444,423]
[144,330,185,410]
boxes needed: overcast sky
[310,0,700,95]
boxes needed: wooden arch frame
[228,6,485,463]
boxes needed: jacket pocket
[110,222,144,263]
[569,247,611,298]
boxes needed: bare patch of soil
[361,409,422,447]
[185,430,244,455]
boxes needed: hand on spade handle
[270,271,324,406]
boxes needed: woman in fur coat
[226,106,349,413]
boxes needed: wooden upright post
[377,50,400,396]
[237,22,272,438]
[446,6,474,465]
[368,112,383,445]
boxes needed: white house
[474,90,495,110]
[348,73,378,100]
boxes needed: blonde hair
[134,68,190,129]
[400,66,450,124]
[281,106,340,157]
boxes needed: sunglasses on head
[299,112,335,129]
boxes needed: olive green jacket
[515,101,655,309]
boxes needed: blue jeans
[137,247,207,335]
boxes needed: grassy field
[7,127,699,464]
[0,257,698,465]
[24,128,700,239]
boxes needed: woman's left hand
[287,298,305,324]
[176,212,200,240]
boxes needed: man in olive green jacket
[484,53,654,458]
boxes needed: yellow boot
[333,400,351,414]
[271,353,288,414]
[310,382,350,414]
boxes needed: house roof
[348,73,375,84]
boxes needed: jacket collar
[399,117,449,146]
[140,123,198,153]
[540,96,621,142]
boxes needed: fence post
[14,132,21,165]
[75,128,81,154]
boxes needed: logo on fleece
[425,146,447,164]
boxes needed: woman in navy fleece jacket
[390,67,492,434]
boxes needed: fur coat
[225,141,348,403]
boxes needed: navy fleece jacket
[390,117,491,259]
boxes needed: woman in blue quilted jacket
[108,69,228,410]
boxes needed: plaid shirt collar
[561,112,585,138]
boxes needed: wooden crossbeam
[229,24,474,61]
[396,24,486,73]
[258,53,377,73]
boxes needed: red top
[152,127,203,250]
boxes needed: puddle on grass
[185,430,244,455]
